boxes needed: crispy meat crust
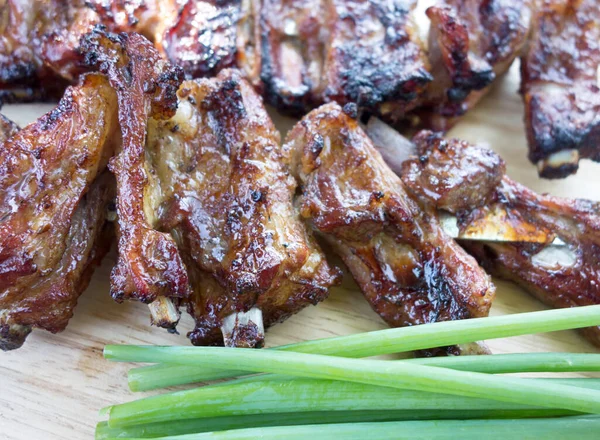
[521,0,600,178]
[464,181,600,346]
[0,0,98,102]
[286,103,495,338]
[403,130,505,213]
[80,29,190,305]
[260,0,431,118]
[149,70,339,345]
[162,0,242,78]
[402,131,600,346]
[0,74,118,350]
[420,0,532,130]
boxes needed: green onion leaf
[116,305,600,391]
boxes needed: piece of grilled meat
[0,0,100,102]
[285,103,495,355]
[521,0,600,178]
[419,0,533,131]
[0,74,118,350]
[261,0,432,118]
[147,69,340,346]
[400,130,600,346]
[80,29,190,329]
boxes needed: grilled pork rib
[0,74,118,350]
[521,0,600,178]
[285,103,495,354]
[1,1,527,130]
[0,0,99,102]
[148,69,339,346]
[80,29,190,329]
[399,130,600,346]
[421,0,533,130]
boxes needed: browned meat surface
[0,0,99,102]
[464,181,600,346]
[80,30,189,328]
[87,0,180,44]
[163,0,247,79]
[261,0,432,118]
[398,131,600,346]
[420,0,532,130]
[147,70,339,346]
[0,73,118,350]
[521,0,600,178]
[259,0,323,114]
[285,103,495,354]
[402,130,505,213]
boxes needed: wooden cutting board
[1,64,599,440]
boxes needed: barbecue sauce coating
[403,130,505,213]
[0,74,118,350]
[149,70,340,345]
[286,103,495,332]
[521,0,600,178]
[80,29,190,306]
[402,131,600,346]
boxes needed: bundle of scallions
[98,305,600,439]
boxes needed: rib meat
[400,130,600,346]
[147,69,340,346]
[420,0,533,130]
[0,0,99,102]
[80,29,189,328]
[0,73,118,350]
[261,0,432,118]
[521,0,600,178]
[285,103,495,354]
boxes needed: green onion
[99,416,600,440]
[103,349,600,424]
[128,352,600,391]
[117,305,600,391]
[103,378,598,427]
[94,409,577,440]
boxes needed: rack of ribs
[285,103,495,355]
[420,0,533,130]
[376,127,600,346]
[521,0,600,178]
[146,69,340,347]
[0,74,118,350]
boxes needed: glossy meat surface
[80,30,190,314]
[0,74,118,350]
[402,130,505,213]
[285,103,495,349]
[162,0,243,78]
[521,0,600,178]
[260,0,432,118]
[465,180,600,346]
[149,70,339,346]
[421,0,532,130]
[0,0,98,102]
[399,131,600,346]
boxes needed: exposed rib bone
[221,307,265,348]
[148,297,180,331]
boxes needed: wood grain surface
[1,63,599,440]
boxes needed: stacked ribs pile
[1,0,599,352]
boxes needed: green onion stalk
[115,305,600,391]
